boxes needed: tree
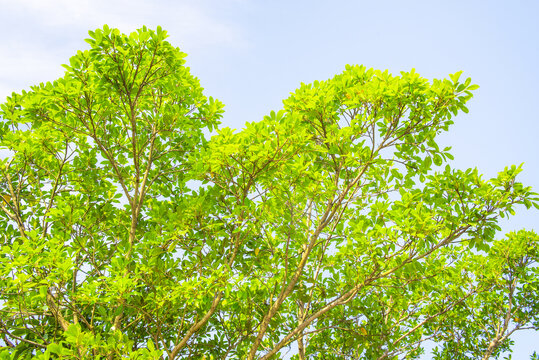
[0,26,538,360]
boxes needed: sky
[0,0,537,357]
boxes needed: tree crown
[0,26,538,360]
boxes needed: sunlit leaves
[0,26,538,360]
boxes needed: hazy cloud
[7,0,245,49]
[0,0,246,100]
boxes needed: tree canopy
[0,26,538,360]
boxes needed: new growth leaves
[0,26,538,360]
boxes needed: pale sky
[0,0,538,357]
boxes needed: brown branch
[46,290,70,332]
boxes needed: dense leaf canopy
[0,26,538,360]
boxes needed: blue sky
[0,0,537,357]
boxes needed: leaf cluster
[0,26,538,360]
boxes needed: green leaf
[0,27,536,360]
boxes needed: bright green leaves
[281,65,477,193]
[195,64,536,360]
[0,26,225,359]
[428,230,539,360]
[0,27,537,360]
[19,24,220,198]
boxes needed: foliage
[0,26,538,360]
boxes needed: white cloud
[3,0,245,49]
[0,41,66,102]
[8,0,96,26]
[0,0,246,101]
